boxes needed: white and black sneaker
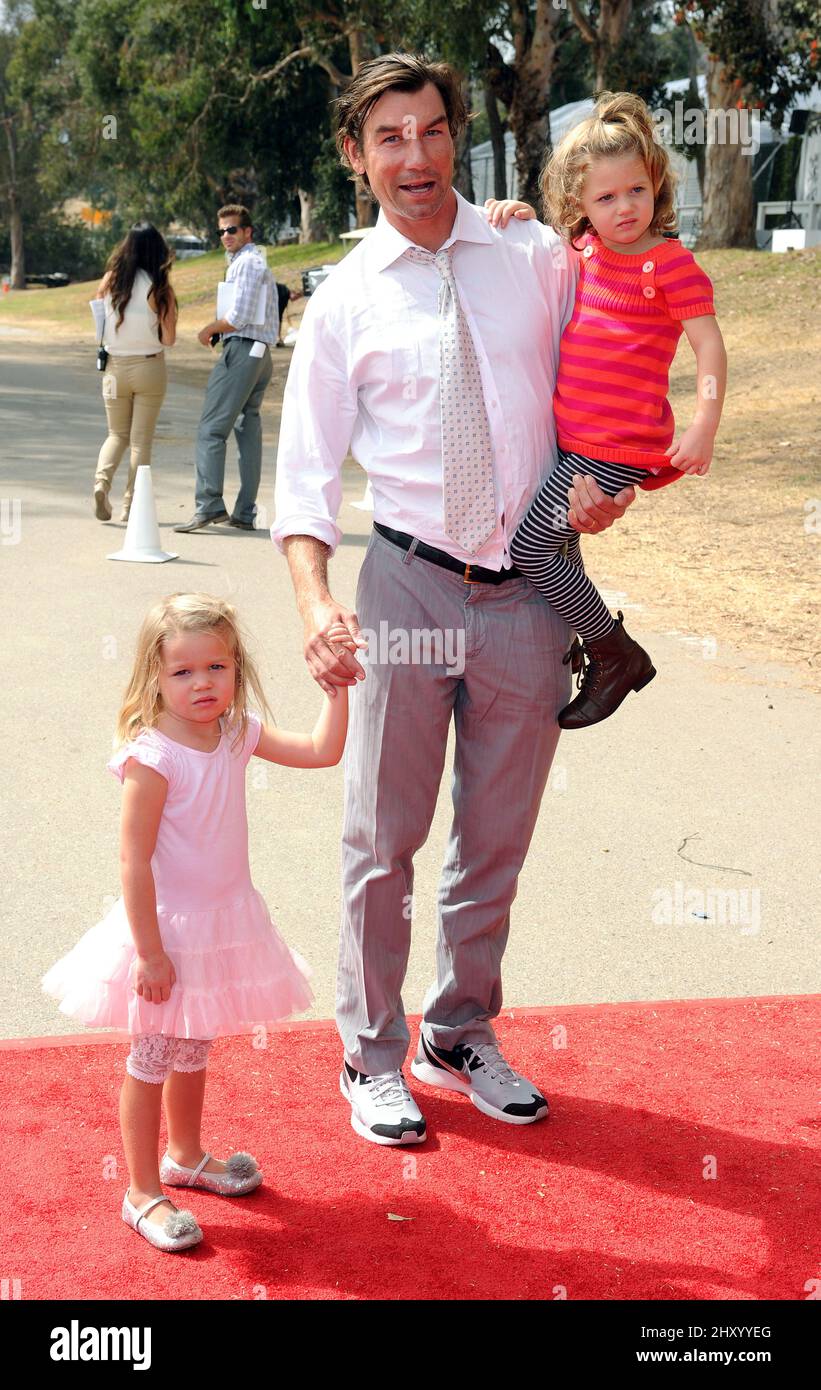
[410,1030,549,1125]
[339,1062,427,1146]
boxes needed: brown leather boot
[558,611,655,729]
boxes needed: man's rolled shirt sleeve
[271,287,358,557]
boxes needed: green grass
[0,241,348,328]
[696,242,820,283]
[3,236,817,333]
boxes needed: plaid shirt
[224,242,277,345]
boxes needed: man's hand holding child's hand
[324,621,360,655]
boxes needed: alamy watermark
[651,880,761,936]
[653,100,761,156]
[359,621,465,676]
[50,1321,151,1369]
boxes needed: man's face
[218,218,253,254]
[344,82,455,224]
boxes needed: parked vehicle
[25,272,70,288]
[301,265,337,295]
[168,234,206,260]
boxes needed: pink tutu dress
[42,710,314,1038]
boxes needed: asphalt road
[1,339,818,1040]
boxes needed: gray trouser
[336,527,572,1075]
[194,336,273,523]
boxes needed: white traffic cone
[107,466,177,563]
[350,479,374,512]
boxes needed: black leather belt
[374,523,521,585]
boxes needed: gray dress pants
[194,336,273,524]
[336,527,572,1075]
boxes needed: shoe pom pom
[226,1152,258,1180]
[164,1209,201,1238]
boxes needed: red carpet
[3,997,818,1301]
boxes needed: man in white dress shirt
[272,54,635,1146]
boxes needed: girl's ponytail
[540,89,679,247]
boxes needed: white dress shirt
[271,190,579,569]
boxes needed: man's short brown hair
[217,204,252,229]
[334,52,469,189]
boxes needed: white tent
[470,77,821,247]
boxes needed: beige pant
[94,353,167,507]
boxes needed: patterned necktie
[405,245,497,555]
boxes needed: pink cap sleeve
[241,710,264,767]
[655,243,715,320]
[107,732,177,788]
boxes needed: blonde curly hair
[541,90,679,248]
[114,593,275,754]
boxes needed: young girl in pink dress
[487,90,727,729]
[42,592,348,1253]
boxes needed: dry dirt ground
[584,245,821,690]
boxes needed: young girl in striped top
[489,91,727,729]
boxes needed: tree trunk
[569,0,633,93]
[507,0,561,209]
[347,27,367,76]
[346,27,377,228]
[685,22,706,199]
[297,188,323,243]
[453,76,475,204]
[508,71,550,208]
[696,60,756,249]
[596,0,633,91]
[3,118,26,289]
[354,179,376,229]
[484,82,508,200]
[9,197,25,289]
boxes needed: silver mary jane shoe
[159,1150,263,1196]
[122,1191,203,1252]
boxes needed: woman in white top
[93,223,178,522]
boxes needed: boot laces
[366,1069,411,1108]
[574,613,624,696]
[470,1044,520,1085]
[577,648,601,694]
[563,640,590,690]
[562,638,581,672]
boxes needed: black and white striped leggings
[509,448,651,643]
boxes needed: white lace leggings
[126,1034,214,1085]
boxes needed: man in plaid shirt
[176,203,276,532]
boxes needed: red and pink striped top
[553,231,715,490]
